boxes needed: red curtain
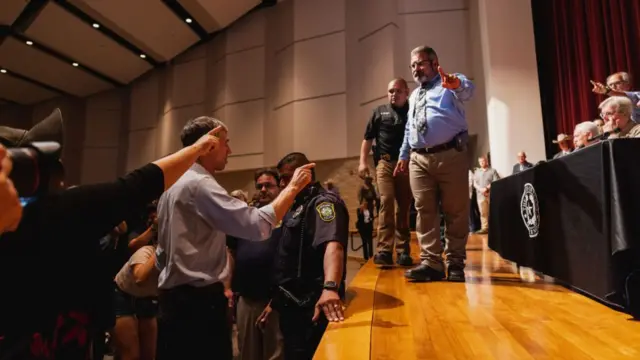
[532,0,640,138]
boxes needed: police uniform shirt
[364,103,409,161]
[273,187,349,287]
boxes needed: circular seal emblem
[520,183,540,238]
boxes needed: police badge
[292,205,304,219]
[316,202,336,222]
[520,183,540,238]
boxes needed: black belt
[379,154,398,161]
[412,138,457,155]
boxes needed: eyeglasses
[410,60,430,70]
[606,80,627,88]
[600,111,617,119]
[255,182,277,190]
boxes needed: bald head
[387,77,409,107]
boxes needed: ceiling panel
[0,0,27,26]
[25,2,152,84]
[69,0,200,61]
[0,73,59,104]
[183,0,261,30]
[0,37,113,96]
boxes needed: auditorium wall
[1,0,530,220]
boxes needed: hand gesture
[0,145,22,235]
[590,80,608,95]
[438,66,461,90]
[255,303,273,329]
[193,126,224,156]
[312,290,345,323]
[393,160,408,177]
[287,163,316,191]
[357,163,370,179]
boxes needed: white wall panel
[129,73,160,130]
[225,48,265,104]
[158,104,205,156]
[169,59,206,109]
[127,128,157,171]
[398,0,467,14]
[293,0,345,40]
[358,26,396,104]
[293,32,346,100]
[293,94,347,161]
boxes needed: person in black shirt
[0,110,223,360]
[227,168,284,360]
[358,78,413,267]
[272,152,348,360]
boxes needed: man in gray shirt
[472,156,500,234]
[155,116,314,360]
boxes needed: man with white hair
[599,96,640,138]
[573,121,600,149]
[591,71,640,121]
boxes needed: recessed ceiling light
[92,23,100,29]
[72,62,79,67]
[140,54,147,59]
[0,69,6,74]
[185,18,193,23]
[25,40,33,46]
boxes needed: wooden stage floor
[314,234,640,360]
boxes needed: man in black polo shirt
[358,78,413,267]
[227,169,284,360]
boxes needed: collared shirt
[473,167,500,200]
[364,103,409,161]
[623,91,640,121]
[156,163,277,290]
[399,73,475,160]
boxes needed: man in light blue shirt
[395,46,474,284]
[155,116,314,360]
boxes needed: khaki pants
[477,196,489,231]
[409,148,469,272]
[375,159,412,254]
[237,296,284,360]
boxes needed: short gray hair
[410,45,438,61]
[606,72,630,85]
[574,121,599,138]
[598,96,633,118]
[180,116,227,147]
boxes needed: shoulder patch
[316,202,336,222]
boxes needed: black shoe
[404,264,445,282]
[396,253,413,266]
[447,265,466,282]
[373,251,393,266]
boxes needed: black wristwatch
[323,281,339,292]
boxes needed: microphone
[588,128,621,142]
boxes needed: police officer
[272,152,348,360]
[358,77,413,267]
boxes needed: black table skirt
[488,139,640,306]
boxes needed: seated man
[573,121,599,149]
[512,151,533,174]
[600,96,640,138]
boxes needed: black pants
[278,306,328,360]
[156,283,231,360]
[358,225,374,260]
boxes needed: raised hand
[288,163,316,191]
[438,66,461,90]
[590,80,608,95]
[193,126,224,155]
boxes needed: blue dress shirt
[399,73,475,161]
[623,91,640,122]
